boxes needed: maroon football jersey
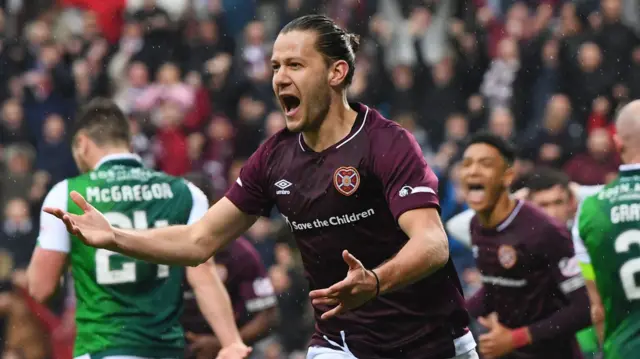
[181,237,276,335]
[226,103,474,358]
[468,201,590,359]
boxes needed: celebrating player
[26,99,250,359]
[42,15,478,359]
[573,100,640,358]
[461,132,591,359]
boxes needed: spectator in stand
[0,99,30,151]
[0,198,36,270]
[564,127,620,185]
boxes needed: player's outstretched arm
[44,191,258,266]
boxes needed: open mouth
[280,94,301,116]
[466,183,486,203]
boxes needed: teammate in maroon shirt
[43,15,477,359]
[182,237,278,359]
[182,172,277,359]
[460,132,591,359]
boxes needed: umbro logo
[275,179,292,195]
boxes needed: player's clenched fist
[44,191,116,249]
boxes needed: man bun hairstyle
[281,14,360,86]
[72,97,131,146]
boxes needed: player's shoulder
[520,201,572,243]
[360,103,412,141]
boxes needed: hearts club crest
[333,166,360,196]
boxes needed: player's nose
[272,68,292,88]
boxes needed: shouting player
[574,100,640,358]
[26,99,250,359]
[42,15,478,359]
[461,133,591,359]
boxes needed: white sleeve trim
[445,208,475,248]
[38,180,71,253]
[577,185,604,202]
[186,181,210,225]
[572,203,591,264]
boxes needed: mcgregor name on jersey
[86,183,174,203]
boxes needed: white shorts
[306,331,478,359]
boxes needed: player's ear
[613,133,624,154]
[503,164,515,189]
[328,59,349,87]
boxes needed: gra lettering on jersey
[86,183,174,203]
[285,208,375,232]
[611,203,640,224]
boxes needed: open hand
[308,250,378,320]
[478,312,519,359]
[43,191,116,249]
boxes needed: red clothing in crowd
[59,0,126,44]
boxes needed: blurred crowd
[0,0,639,358]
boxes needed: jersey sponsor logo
[481,275,527,287]
[399,185,435,198]
[275,179,292,195]
[498,245,517,269]
[333,166,360,196]
[285,208,376,232]
[215,264,228,282]
[558,256,582,278]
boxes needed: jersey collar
[619,163,640,172]
[94,153,144,170]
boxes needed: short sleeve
[371,126,439,221]
[572,202,591,265]
[541,224,586,296]
[186,181,210,224]
[445,208,475,248]
[225,145,274,217]
[576,185,604,202]
[38,180,71,253]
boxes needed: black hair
[524,167,571,195]
[280,15,360,86]
[465,131,516,165]
[72,97,131,146]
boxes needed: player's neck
[303,96,357,152]
[477,192,517,229]
[90,147,134,169]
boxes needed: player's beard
[304,83,332,132]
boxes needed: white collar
[94,153,143,170]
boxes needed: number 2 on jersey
[95,211,169,285]
[615,229,640,300]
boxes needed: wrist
[511,327,532,349]
[369,269,380,298]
